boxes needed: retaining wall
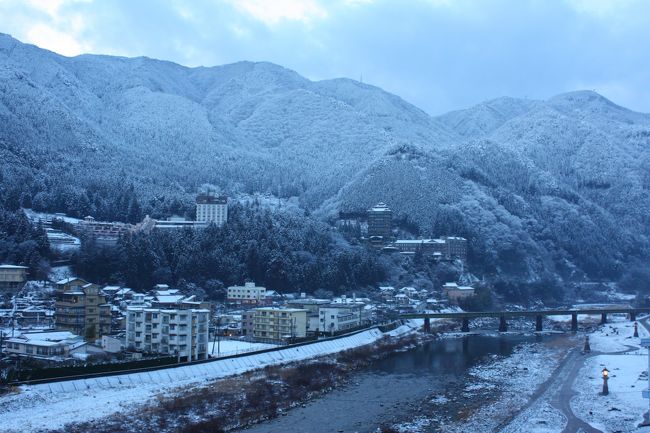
[29,327,388,394]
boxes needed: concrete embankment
[28,323,419,394]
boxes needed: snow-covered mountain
[1,33,649,286]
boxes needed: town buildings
[55,278,111,340]
[0,264,28,290]
[318,304,371,334]
[125,306,210,361]
[196,192,228,226]
[251,307,308,342]
[367,202,393,240]
[227,282,268,305]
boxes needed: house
[394,293,410,305]
[0,265,28,290]
[443,282,475,302]
[101,335,123,353]
[55,278,111,340]
[227,282,268,306]
[250,307,308,342]
[125,307,210,361]
[4,330,83,359]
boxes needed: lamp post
[635,322,639,338]
[602,367,609,396]
[583,335,591,353]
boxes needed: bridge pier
[461,318,470,333]
[571,314,578,332]
[424,317,431,333]
[601,313,607,325]
[535,315,543,332]
[630,311,636,321]
[499,316,508,332]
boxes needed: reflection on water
[241,334,561,433]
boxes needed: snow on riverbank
[442,340,570,433]
[207,339,277,357]
[572,317,650,432]
[0,327,394,433]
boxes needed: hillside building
[367,202,392,240]
[0,264,28,290]
[443,282,475,302]
[55,278,111,340]
[125,306,209,361]
[196,192,228,226]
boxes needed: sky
[0,0,649,115]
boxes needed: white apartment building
[227,282,267,305]
[251,307,307,342]
[196,193,228,226]
[318,304,371,334]
[126,307,209,361]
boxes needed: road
[498,318,648,433]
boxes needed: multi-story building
[443,282,475,302]
[125,307,209,361]
[80,216,132,246]
[0,264,28,290]
[55,278,111,340]
[390,237,467,261]
[318,304,371,334]
[251,307,307,342]
[286,299,330,334]
[227,282,267,305]
[443,237,468,262]
[367,202,392,240]
[196,193,228,226]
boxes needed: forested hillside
[1,33,650,300]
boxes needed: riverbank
[369,313,650,433]
[0,323,421,433]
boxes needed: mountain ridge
[1,33,649,296]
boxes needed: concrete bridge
[401,307,650,333]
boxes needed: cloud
[226,0,328,25]
[0,0,649,114]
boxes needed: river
[240,333,562,433]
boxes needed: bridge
[401,307,650,333]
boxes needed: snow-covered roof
[56,277,82,285]
[155,295,185,303]
[155,289,180,296]
[0,264,28,269]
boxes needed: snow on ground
[48,266,74,282]
[500,401,567,433]
[0,327,389,433]
[207,339,276,357]
[442,340,570,433]
[572,317,650,432]
[572,354,650,432]
[587,316,644,352]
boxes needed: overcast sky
[1,0,649,115]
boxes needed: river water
[240,333,558,433]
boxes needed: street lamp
[602,367,609,396]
